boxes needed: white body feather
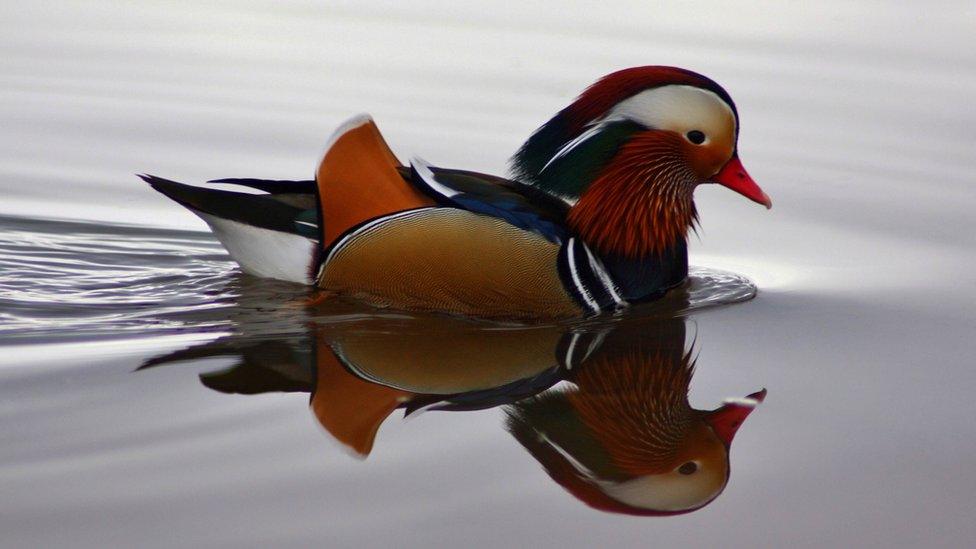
[196,211,315,284]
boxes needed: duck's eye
[678,461,698,475]
[686,130,706,145]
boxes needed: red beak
[704,388,767,448]
[711,156,772,209]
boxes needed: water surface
[2,2,975,547]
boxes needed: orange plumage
[567,132,698,258]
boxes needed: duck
[140,66,770,320]
[144,314,591,456]
[506,320,766,516]
[140,313,765,515]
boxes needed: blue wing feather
[407,158,569,244]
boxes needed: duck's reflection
[141,301,764,516]
[505,322,764,516]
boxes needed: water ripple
[0,215,755,345]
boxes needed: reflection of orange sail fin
[310,342,411,457]
[315,115,435,248]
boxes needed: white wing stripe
[411,156,459,198]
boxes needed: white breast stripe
[563,332,583,369]
[411,156,459,198]
[566,238,599,314]
[581,243,626,307]
[579,329,608,363]
[323,208,435,267]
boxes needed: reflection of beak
[704,388,767,448]
[711,156,772,209]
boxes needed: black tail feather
[138,174,313,235]
[207,178,317,194]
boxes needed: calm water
[2,1,976,547]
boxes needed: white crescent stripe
[322,208,436,267]
[581,242,626,307]
[563,332,582,369]
[579,329,608,363]
[566,238,599,314]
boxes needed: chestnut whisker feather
[567,133,698,258]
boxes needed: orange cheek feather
[684,138,733,180]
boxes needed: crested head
[511,66,739,196]
[504,328,757,516]
[511,66,766,258]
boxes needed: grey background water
[2,1,975,547]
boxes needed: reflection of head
[138,312,763,516]
[506,321,763,516]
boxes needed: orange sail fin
[311,339,412,458]
[315,115,436,248]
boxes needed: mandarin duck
[506,320,765,516]
[141,315,765,515]
[143,315,584,456]
[141,66,770,319]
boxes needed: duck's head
[506,340,766,516]
[589,388,767,515]
[512,66,770,257]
